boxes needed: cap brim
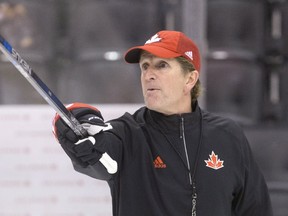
[124,45,181,63]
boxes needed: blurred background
[0,0,287,215]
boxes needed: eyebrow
[140,53,154,62]
[140,58,169,65]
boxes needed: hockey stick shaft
[0,34,117,174]
[0,34,87,138]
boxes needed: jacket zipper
[180,117,197,216]
[180,117,192,185]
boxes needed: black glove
[52,102,108,167]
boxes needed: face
[139,53,198,115]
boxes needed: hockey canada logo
[145,34,162,44]
[204,151,224,170]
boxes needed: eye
[155,61,169,69]
[140,62,149,71]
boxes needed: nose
[143,68,156,81]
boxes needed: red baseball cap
[124,30,201,72]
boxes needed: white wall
[0,104,142,216]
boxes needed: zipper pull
[180,117,184,139]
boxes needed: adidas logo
[154,156,166,168]
[145,34,162,44]
[185,51,193,60]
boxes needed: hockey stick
[0,34,117,174]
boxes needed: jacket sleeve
[233,135,273,216]
[70,121,125,181]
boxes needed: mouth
[147,88,160,92]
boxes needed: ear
[185,70,199,93]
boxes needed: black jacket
[71,105,273,216]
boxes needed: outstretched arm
[53,102,120,180]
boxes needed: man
[53,30,273,215]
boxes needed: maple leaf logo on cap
[145,34,162,44]
[204,151,224,170]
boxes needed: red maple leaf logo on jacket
[204,151,224,170]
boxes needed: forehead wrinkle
[140,52,155,63]
[140,52,172,66]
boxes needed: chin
[145,101,161,112]
[146,103,170,115]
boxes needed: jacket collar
[147,102,202,132]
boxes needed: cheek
[168,77,186,94]
[140,75,145,89]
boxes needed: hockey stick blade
[0,34,87,138]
